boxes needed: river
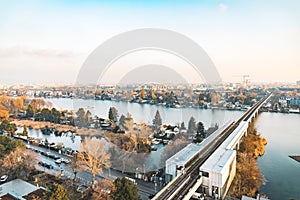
[256,112,300,199]
[30,98,300,198]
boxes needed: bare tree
[77,138,110,189]
[69,155,81,182]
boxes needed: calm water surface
[256,112,300,199]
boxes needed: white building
[165,121,233,183]
[200,148,236,197]
[199,122,248,198]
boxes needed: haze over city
[1,1,300,200]
[0,0,299,84]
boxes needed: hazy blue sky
[0,0,299,84]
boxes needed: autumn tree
[77,138,110,189]
[187,116,196,134]
[46,183,70,200]
[152,110,162,127]
[0,107,9,120]
[211,92,221,105]
[112,177,139,200]
[23,125,28,136]
[92,179,115,200]
[140,88,146,99]
[2,146,37,179]
[149,89,157,99]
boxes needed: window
[200,170,209,177]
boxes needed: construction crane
[232,75,250,89]
[242,75,250,89]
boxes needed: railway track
[154,93,272,200]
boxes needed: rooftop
[200,147,235,173]
[0,179,40,200]
[166,120,233,167]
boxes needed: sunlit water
[256,112,300,199]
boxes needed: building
[199,122,248,198]
[199,148,236,197]
[0,179,44,200]
[165,121,233,183]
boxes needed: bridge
[152,92,272,200]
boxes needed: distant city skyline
[0,0,299,84]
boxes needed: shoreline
[45,97,300,114]
[13,120,77,133]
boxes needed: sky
[0,0,299,84]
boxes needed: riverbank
[13,120,76,133]
[228,124,267,198]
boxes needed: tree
[76,108,86,128]
[149,89,157,99]
[69,155,80,182]
[46,183,70,200]
[44,138,49,147]
[152,110,162,127]
[187,116,196,134]
[211,92,221,105]
[0,108,9,120]
[0,120,17,136]
[119,114,126,130]
[77,138,110,189]
[51,108,61,123]
[108,107,119,122]
[92,179,115,200]
[22,125,28,137]
[26,104,34,118]
[140,88,146,99]
[85,110,92,126]
[112,177,139,200]
[196,122,204,134]
[0,135,25,158]
[180,122,186,130]
[123,113,134,133]
[2,146,37,179]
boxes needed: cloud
[0,46,81,58]
[219,3,228,13]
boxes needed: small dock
[289,155,300,163]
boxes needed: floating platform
[289,155,300,163]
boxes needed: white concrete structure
[165,121,233,182]
[225,121,248,150]
[200,148,236,197]
[198,122,248,198]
